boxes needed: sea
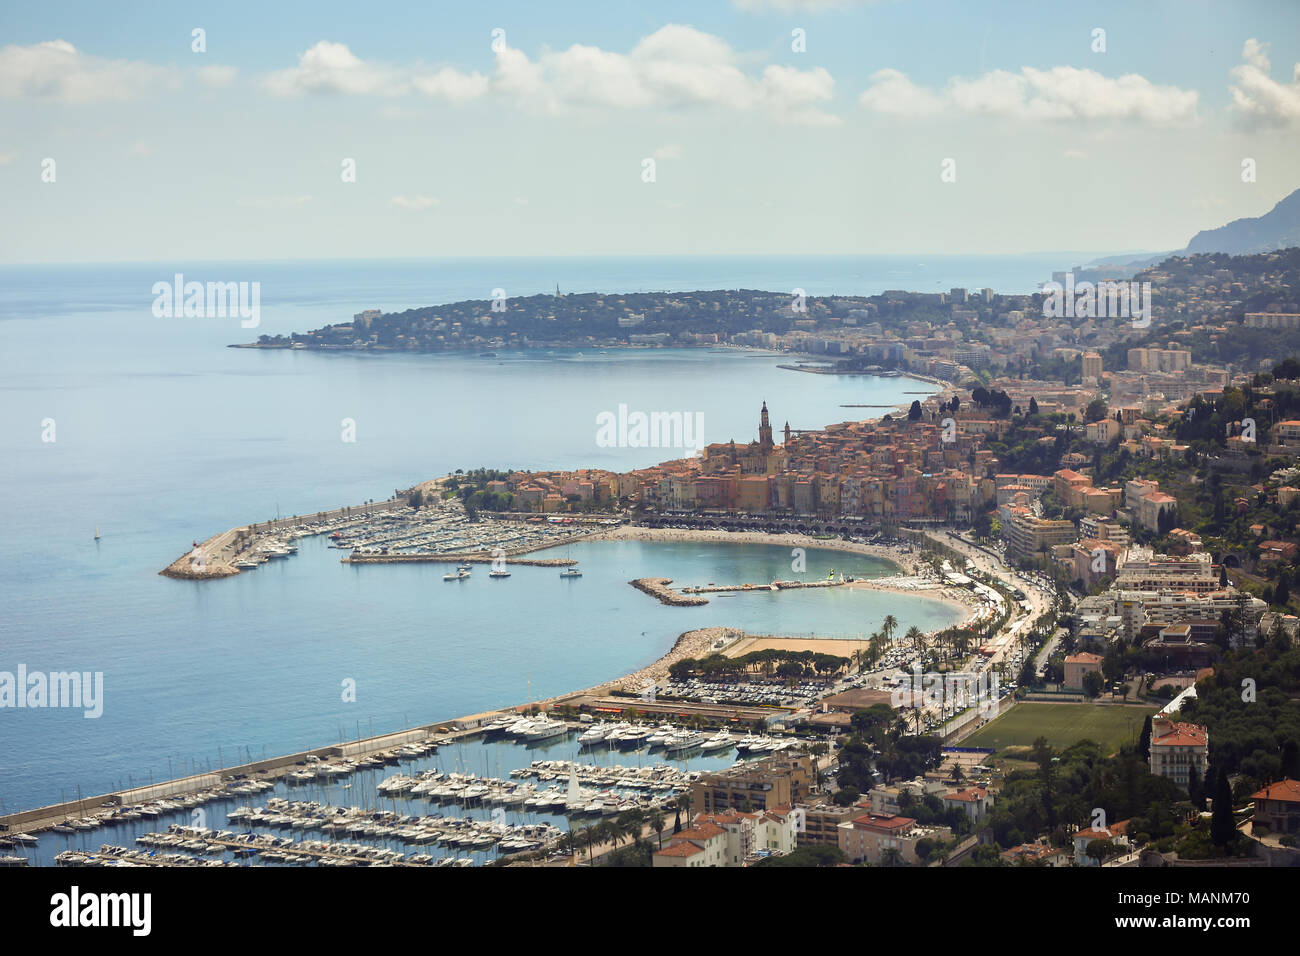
[0,254,1060,817]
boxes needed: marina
[4,727,766,867]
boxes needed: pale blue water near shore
[0,256,1053,814]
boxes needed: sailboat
[559,544,581,578]
[564,767,586,814]
[93,526,101,541]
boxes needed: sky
[1,0,1299,263]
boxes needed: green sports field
[962,702,1157,756]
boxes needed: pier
[680,579,845,594]
[628,577,709,606]
[160,496,407,580]
[343,553,575,566]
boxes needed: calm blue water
[0,256,1044,815]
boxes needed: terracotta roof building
[1251,779,1300,836]
[1147,717,1208,792]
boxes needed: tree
[1210,768,1235,847]
[1188,766,1205,811]
[1082,670,1104,699]
[1138,714,1153,761]
[1085,838,1117,864]
[1028,396,1039,416]
[676,792,693,828]
[1283,740,1300,780]
[908,400,922,421]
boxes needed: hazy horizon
[2,0,1298,263]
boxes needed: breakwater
[629,577,710,606]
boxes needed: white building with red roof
[1147,716,1208,791]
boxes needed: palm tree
[882,614,898,642]
[605,818,627,850]
[676,792,694,828]
[590,820,612,858]
[905,625,924,656]
[648,809,666,849]
[619,808,646,846]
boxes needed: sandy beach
[585,524,977,623]
[586,524,927,572]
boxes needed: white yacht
[457,568,472,579]
[647,725,678,747]
[489,568,511,578]
[443,571,458,581]
[700,730,734,752]
[503,718,537,738]
[577,722,613,746]
[524,718,568,742]
[559,567,582,578]
[665,731,706,754]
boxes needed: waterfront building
[691,754,813,815]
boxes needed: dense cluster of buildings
[652,743,1297,865]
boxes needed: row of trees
[668,648,851,682]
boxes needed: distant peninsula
[232,287,1039,357]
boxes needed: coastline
[575,524,980,628]
[10,527,978,823]
[583,524,921,572]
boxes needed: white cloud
[860,64,1198,125]
[1229,38,1300,128]
[197,64,238,88]
[263,41,407,96]
[260,26,838,124]
[857,68,943,116]
[0,39,177,102]
[494,25,839,124]
[412,66,489,102]
[236,195,313,209]
[390,195,439,210]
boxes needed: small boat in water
[443,571,458,581]
[489,569,511,578]
[559,567,582,578]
